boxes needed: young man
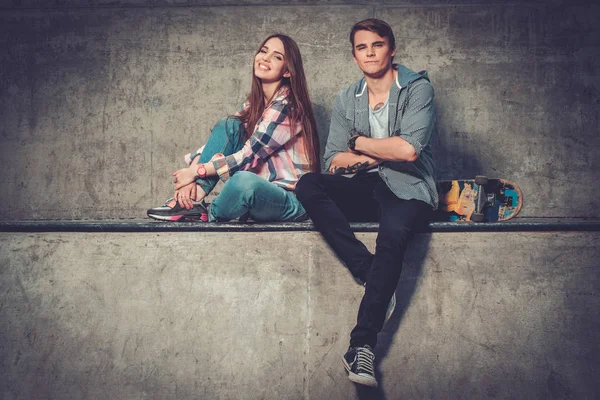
[295,19,438,388]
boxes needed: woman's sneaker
[342,345,378,387]
[147,198,209,222]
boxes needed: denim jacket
[324,64,438,209]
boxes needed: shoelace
[355,347,375,375]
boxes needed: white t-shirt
[366,96,390,172]
[369,96,390,139]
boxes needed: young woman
[147,34,320,222]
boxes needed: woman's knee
[212,117,243,139]
[210,172,264,220]
[223,171,262,199]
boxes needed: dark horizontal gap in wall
[1,218,598,233]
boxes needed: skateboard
[436,176,523,222]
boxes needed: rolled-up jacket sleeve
[211,99,299,181]
[398,80,435,156]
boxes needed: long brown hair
[237,34,321,172]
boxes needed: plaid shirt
[186,87,311,191]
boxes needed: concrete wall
[1,231,599,399]
[1,3,598,399]
[1,0,599,220]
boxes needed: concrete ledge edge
[1,219,599,233]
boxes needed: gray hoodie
[324,64,438,209]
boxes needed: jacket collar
[353,64,425,136]
[354,65,403,98]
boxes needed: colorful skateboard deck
[436,177,523,222]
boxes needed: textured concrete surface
[1,1,599,220]
[1,231,599,399]
[1,4,597,400]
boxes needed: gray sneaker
[147,197,208,222]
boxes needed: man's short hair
[349,18,396,52]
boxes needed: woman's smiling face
[254,37,290,84]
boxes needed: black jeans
[296,171,431,348]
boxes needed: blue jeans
[190,117,307,222]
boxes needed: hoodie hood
[395,64,430,88]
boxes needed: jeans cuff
[196,177,217,197]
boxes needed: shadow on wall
[433,98,484,181]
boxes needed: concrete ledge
[1,230,599,399]
[1,218,599,233]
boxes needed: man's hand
[328,152,381,175]
[330,159,380,175]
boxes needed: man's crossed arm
[328,136,417,174]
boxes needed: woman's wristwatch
[196,163,208,179]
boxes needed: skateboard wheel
[471,212,485,222]
[475,175,488,185]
